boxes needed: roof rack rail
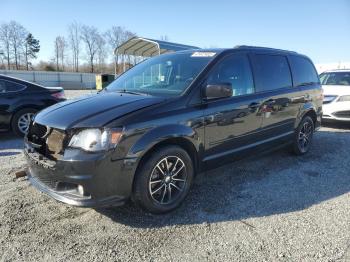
[234,45,297,54]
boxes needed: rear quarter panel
[295,84,323,128]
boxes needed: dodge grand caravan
[24,46,323,213]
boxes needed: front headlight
[68,128,123,152]
[337,95,350,102]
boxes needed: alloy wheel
[17,113,34,134]
[298,120,313,153]
[148,156,187,205]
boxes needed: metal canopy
[114,37,199,57]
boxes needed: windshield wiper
[118,89,148,96]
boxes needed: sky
[2,0,350,64]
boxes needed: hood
[34,92,164,130]
[322,85,350,96]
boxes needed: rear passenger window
[289,56,320,86]
[3,80,26,92]
[207,54,254,96]
[251,54,292,92]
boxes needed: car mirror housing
[204,83,233,100]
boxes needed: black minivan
[24,46,323,213]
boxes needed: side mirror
[204,83,233,100]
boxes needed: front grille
[333,111,350,118]
[27,122,67,160]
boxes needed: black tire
[11,108,37,137]
[133,145,194,214]
[292,116,315,155]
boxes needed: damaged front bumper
[24,139,137,208]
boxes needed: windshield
[320,72,350,86]
[105,52,215,96]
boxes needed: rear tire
[292,116,314,155]
[11,108,37,137]
[133,145,194,214]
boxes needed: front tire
[11,108,37,137]
[133,145,194,214]
[293,116,315,155]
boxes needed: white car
[320,69,350,121]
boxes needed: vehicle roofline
[0,74,44,88]
[164,45,304,56]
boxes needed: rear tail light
[51,91,65,99]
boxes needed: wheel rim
[149,156,187,205]
[298,121,313,152]
[17,113,34,134]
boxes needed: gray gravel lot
[1,90,350,261]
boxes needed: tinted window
[2,80,26,92]
[289,56,319,86]
[252,54,292,92]
[207,54,254,96]
[319,72,350,86]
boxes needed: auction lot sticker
[191,52,216,57]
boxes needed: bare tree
[95,35,107,73]
[0,22,11,69]
[68,21,81,72]
[0,50,4,69]
[105,26,124,74]
[81,25,101,73]
[54,36,66,71]
[8,21,28,69]
[105,26,136,74]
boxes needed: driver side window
[207,54,255,96]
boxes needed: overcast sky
[2,0,350,64]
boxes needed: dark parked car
[0,75,65,136]
[24,46,323,213]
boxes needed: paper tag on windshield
[191,52,216,57]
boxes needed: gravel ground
[1,90,350,261]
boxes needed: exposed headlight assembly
[323,95,337,103]
[68,128,123,152]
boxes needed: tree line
[0,20,137,74]
[0,21,40,71]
